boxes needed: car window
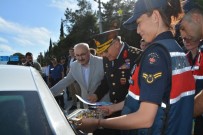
[0,91,53,135]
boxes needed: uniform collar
[152,31,174,42]
[117,42,125,59]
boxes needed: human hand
[87,94,98,102]
[98,105,114,116]
[77,118,99,133]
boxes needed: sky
[0,0,109,60]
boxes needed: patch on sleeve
[147,52,159,65]
[142,72,162,84]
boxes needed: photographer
[24,52,42,75]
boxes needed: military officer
[91,29,142,104]
[88,28,142,135]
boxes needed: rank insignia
[120,78,126,85]
[142,72,162,84]
[148,53,159,64]
[119,59,130,69]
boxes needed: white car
[0,65,76,135]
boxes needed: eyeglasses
[75,52,88,58]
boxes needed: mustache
[77,58,85,62]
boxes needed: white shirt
[42,65,50,76]
[81,64,90,87]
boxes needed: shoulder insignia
[148,52,159,64]
[129,47,142,54]
[142,72,162,84]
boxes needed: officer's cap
[123,0,168,30]
[93,29,120,54]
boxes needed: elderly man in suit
[50,43,109,109]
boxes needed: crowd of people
[5,0,203,134]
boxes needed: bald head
[74,43,90,51]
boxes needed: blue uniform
[190,44,203,135]
[121,31,195,135]
[49,64,64,84]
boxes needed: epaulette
[128,46,142,54]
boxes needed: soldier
[180,2,203,134]
[88,28,142,135]
[79,0,195,135]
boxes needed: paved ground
[63,90,74,114]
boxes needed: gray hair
[74,43,90,52]
[183,8,203,22]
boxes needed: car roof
[0,65,75,135]
[0,65,38,91]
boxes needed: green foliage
[43,0,141,62]
[12,52,24,58]
[49,38,53,55]
[195,0,203,8]
[60,21,65,40]
[102,0,141,47]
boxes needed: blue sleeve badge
[142,72,162,84]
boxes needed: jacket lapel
[77,63,87,89]
[87,55,95,90]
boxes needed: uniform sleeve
[139,46,170,105]
[94,76,109,101]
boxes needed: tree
[49,38,53,55]
[101,0,141,48]
[47,0,141,59]
[59,20,65,41]
[64,0,99,47]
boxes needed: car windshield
[0,91,53,135]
